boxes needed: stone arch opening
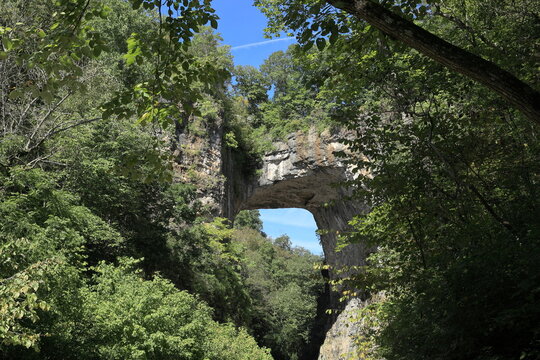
[223,129,371,314]
[256,208,321,254]
[238,171,363,267]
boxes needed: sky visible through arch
[259,209,321,255]
[210,1,322,255]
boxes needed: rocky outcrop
[319,292,385,360]
[228,127,355,210]
[172,117,226,216]
[318,298,364,360]
[176,124,370,359]
[225,128,370,293]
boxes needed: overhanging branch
[326,0,540,124]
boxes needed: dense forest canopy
[1,0,539,359]
[255,0,540,123]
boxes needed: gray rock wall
[172,117,226,216]
[221,128,371,359]
[177,125,370,359]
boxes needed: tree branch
[26,117,101,153]
[25,92,72,150]
[326,0,540,124]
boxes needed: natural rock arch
[223,128,370,296]
[174,124,370,358]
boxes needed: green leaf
[93,46,102,57]
[210,18,218,29]
[303,40,314,51]
[300,29,312,43]
[8,89,22,99]
[329,31,338,45]
[2,37,13,51]
[131,0,143,9]
[40,90,53,104]
[339,25,349,33]
[124,35,141,65]
[100,6,111,18]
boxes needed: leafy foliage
[0,1,296,358]
[234,210,264,232]
[54,258,272,360]
[268,1,540,359]
[226,45,338,177]
[4,0,537,359]
[234,228,325,360]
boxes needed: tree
[0,1,237,355]
[233,65,271,117]
[255,0,540,124]
[234,210,264,232]
[27,258,271,360]
[0,165,124,351]
[233,228,325,360]
[273,235,292,251]
[294,4,540,358]
[0,0,225,141]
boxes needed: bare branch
[27,116,101,153]
[25,92,72,150]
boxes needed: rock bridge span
[174,124,369,358]
[223,128,369,285]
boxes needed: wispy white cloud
[231,37,294,51]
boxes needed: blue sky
[212,0,296,67]
[259,209,322,255]
[210,1,322,255]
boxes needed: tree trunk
[326,0,540,125]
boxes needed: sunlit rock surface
[318,298,364,360]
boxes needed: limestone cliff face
[318,298,364,360]
[172,118,226,216]
[176,124,369,359]
[319,293,385,360]
[225,128,370,292]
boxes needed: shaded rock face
[172,118,226,216]
[225,128,370,293]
